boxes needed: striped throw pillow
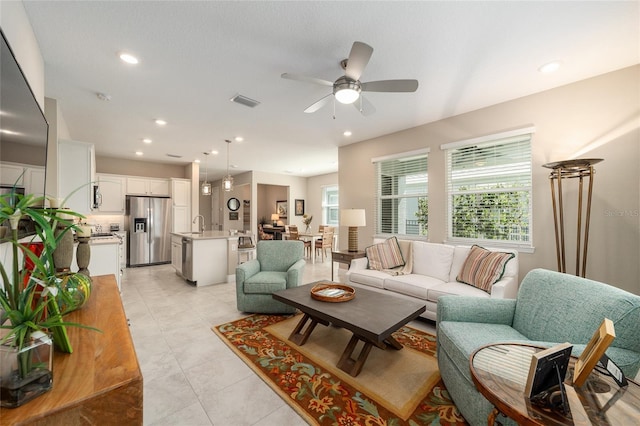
[366,237,405,271]
[456,245,515,293]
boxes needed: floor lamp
[543,158,602,277]
[341,209,366,252]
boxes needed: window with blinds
[443,130,532,246]
[322,185,339,226]
[373,149,428,237]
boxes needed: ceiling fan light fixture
[333,77,361,104]
[335,88,359,104]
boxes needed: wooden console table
[0,275,143,425]
[331,250,366,281]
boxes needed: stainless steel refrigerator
[126,196,172,266]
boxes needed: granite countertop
[171,231,241,241]
[88,237,121,245]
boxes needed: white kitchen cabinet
[171,178,190,206]
[1,163,25,187]
[126,177,169,196]
[95,174,125,213]
[173,206,191,233]
[58,139,95,215]
[24,167,45,195]
[171,179,191,233]
[71,239,121,290]
[171,234,183,274]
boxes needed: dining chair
[316,224,327,243]
[314,227,334,262]
[258,224,274,240]
[291,227,312,258]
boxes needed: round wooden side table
[470,343,640,425]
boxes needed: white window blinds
[373,150,428,236]
[444,131,533,246]
[322,185,339,226]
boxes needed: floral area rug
[213,314,467,425]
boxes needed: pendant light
[201,152,211,196]
[222,139,233,192]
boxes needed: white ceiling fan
[282,41,418,116]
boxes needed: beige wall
[340,65,640,295]
[257,184,288,224]
[96,156,189,179]
[252,171,307,236]
[306,172,338,230]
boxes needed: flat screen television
[0,27,49,238]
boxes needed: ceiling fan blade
[281,73,333,87]
[353,96,376,116]
[361,79,419,93]
[344,41,373,81]
[304,94,333,113]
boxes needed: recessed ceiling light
[194,159,201,163]
[235,136,244,142]
[343,130,352,137]
[231,164,238,169]
[538,61,561,73]
[135,151,143,156]
[119,53,139,65]
[155,119,167,126]
[210,150,219,155]
[142,138,152,144]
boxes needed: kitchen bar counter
[171,231,244,286]
[171,230,239,240]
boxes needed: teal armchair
[437,268,640,426]
[236,240,305,314]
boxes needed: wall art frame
[276,200,288,219]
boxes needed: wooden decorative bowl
[310,283,355,303]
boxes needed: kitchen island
[171,231,244,286]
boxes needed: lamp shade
[340,209,366,227]
[271,214,280,221]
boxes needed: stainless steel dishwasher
[181,237,194,282]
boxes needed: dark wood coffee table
[272,282,426,376]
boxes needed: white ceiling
[22,1,639,181]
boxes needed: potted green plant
[0,189,91,407]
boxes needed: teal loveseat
[437,268,640,426]
[236,240,305,314]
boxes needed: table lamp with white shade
[271,213,279,227]
[341,209,366,252]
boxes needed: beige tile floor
[120,257,436,425]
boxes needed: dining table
[297,232,335,263]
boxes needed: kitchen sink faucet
[193,215,205,233]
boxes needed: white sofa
[346,240,519,321]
